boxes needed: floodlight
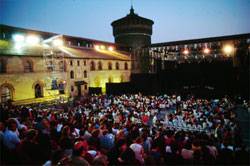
[108,46,114,51]
[26,35,40,45]
[52,39,63,46]
[94,45,100,50]
[14,43,22,50]
[183,49,189,55]
[12,34,25,43]
[100,45,105,50]
[203,48,210,54]
[223,45,233,55]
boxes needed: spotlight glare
[94,45,100,50]
[52,39,63,47]
[183,49,189,55]
[108,46,114,51]
[14,43,22,50]
[223,45,233,55]
[100,45,105,50]
[203,48,210,54]
[12,34,25,43]
[26,35,40,45]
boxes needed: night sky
[1,0,249,43]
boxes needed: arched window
[98,61,102,70]
[108,62,112,70]
[70,70,74,79]
[24,60,33,72]
[124,62,128,70]
[59,61,67,72]
[34,84,43,98]
[116,62,119,70]
[0,59,6,73]
[90,61,95,71]
[84,70,87,78]
[0,85,13,102]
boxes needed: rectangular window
[84,60,86,66]
[77,60,80,66]
[84,71,87,78]
[70,60,73,66]
[47,61,54,72]
[194,44,197,49]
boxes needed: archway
[34,84,43,98]
[0,84,14,102]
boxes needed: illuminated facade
[111,8,249,74]
[148,34,250,72]
[0,25,131,103]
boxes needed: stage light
[14,43,22,50]
[12,34,25,43]
[26,35,40,45]
[94,45,100,50]
[183,49,189,55]
[203,48,210,54]
[223,45,233,55]
[100,45,105,50]
[108,46,114,51]
[52,39,63,47]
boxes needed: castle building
[111,7,249,74]
[111,6,154,73]
[0,25,131,104]
[1,6,249,104]
[149,34,250,73]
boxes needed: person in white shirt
[130,137,144,164]
[3,119,20,150]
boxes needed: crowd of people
[0,94,249,165]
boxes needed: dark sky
[1,0,250,43]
